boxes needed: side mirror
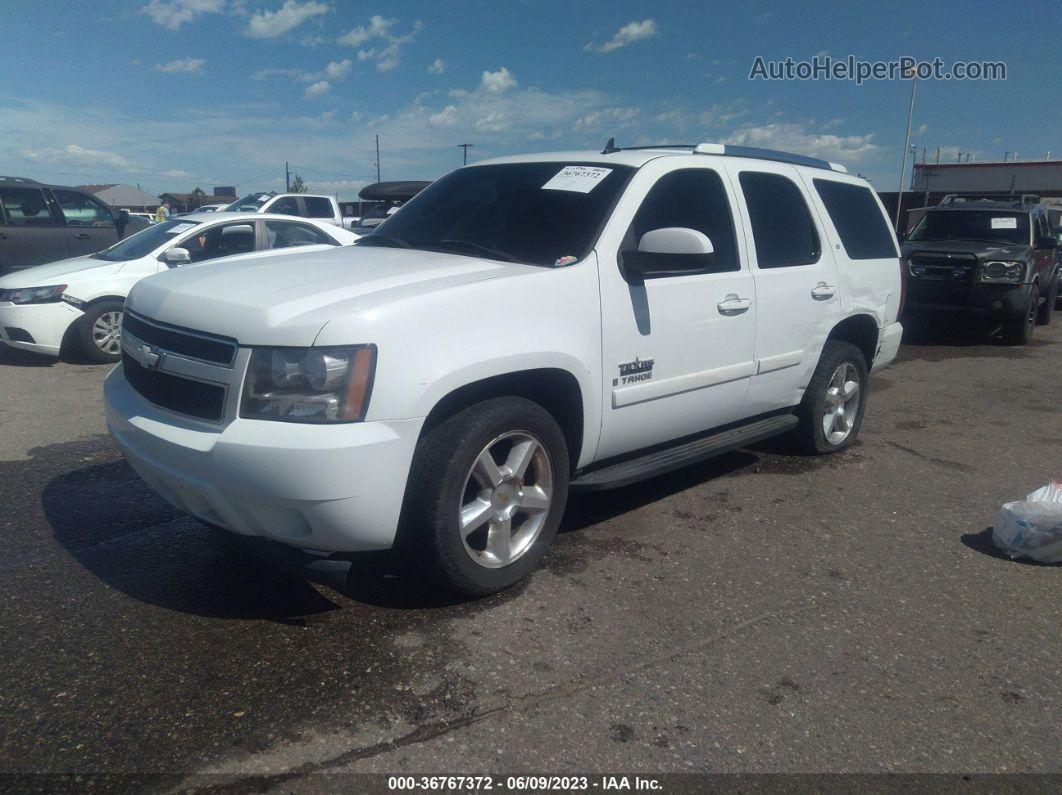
[1036,235,1058,250]
[162,247,191,267]
[621,227,714,284]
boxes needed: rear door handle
[811,282,836,300]
[73,233,91,240]
[717,294,752,315]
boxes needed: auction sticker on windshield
[990,217,1018,229]
[542,165,613,193]
[166,222,198,234]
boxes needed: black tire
[1036,275,1057,326]
[794,341,869,455]
[76,300,124,363]
[1002,285,1038,345]
[399,396,570,596]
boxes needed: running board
[570,414,798,492]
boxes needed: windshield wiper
[433,239,521,263]
[955,238,1012,246]
[357,234,412,249]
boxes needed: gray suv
[0,176,138,276]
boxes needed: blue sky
[1,0,1058,200]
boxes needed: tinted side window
[54,189,114,226]
[180,222,256,262]
[270,196,299,215]
[738,172,820,268]
[0,187,55,226]
[265,220,337,248]
[628,169,739,273]
[304,197,334,218]
[813,179,897,259]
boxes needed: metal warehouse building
[911,160,1062,196]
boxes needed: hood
[127,245,533,346]
[903,239,1030,261]
[0,256,124,288]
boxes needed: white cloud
[304,80,331,98]
[142,0,225,31]
[338,14,394,46]
[23,144,133,171]
[574,107,640,131]
[164,169,194,178]
[429,105,459,127]
[324,59,352,79]
[916,123,929,135]
[428,58,447,75]
[723,122,879,163]
[245,0,328,39]
[479,67,517,95]
[585,19,657,54]
[474,111,507,133]
[156,57,206,74]
[339,16,421,72]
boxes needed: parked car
[0,212,358,362]
[104,143,903,596]
[197,203,228,213]
[127,212,157,225]
[902,194,1060,343]
[225,192,343,227]
[0,176,137,276]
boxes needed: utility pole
[458,143,474,165]
[285,161,290,192]
[375,135,381,183]
[893,73,917,232]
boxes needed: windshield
[92,219,202,261]
[355,162,634,266]
[909,210,1031,246]
[227,192,272,212]
[359,204,391,221]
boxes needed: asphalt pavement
[0,320,1060,788]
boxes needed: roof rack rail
[598,140,847,172]
[0,176,41,185]
[939,193,1041,206]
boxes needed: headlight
[978,261,1026,284]
[0,284,67,304]
[241,345,376,423]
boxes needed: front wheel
[1036,275,1057,326]
[794,341,868,455]
[400,397,570,596]
[75,300,124,363]
[1002,285,1038,345]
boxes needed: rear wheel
[1002,286,1038,345]
[794,341,868,455]
[76,300,124,363]
[400,397,569,596]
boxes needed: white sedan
[0,212,359,363]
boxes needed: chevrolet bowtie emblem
[131,342,162,370]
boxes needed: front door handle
[811,282,836,300]
[717,294,752,315]
[73,233,91,240]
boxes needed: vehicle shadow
[42,446,774,616]
[0,343,56,367]
[42,458,344,622]
[960,526,1056,566]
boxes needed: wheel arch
[420,368,585,470]
[826,313,878,369]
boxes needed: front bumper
[0,300,84,357]
[105,365,425,553]
[904,280,1033,320]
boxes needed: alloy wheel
[822,362,861,446]
[458,431,554,569]
[92,311,122,355]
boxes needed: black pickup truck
[902,194,1060,345]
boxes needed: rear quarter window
[813,179,897,259]
[304,197,334,218]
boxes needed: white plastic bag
[992,482,1062,563]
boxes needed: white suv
[104,143,903,595]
